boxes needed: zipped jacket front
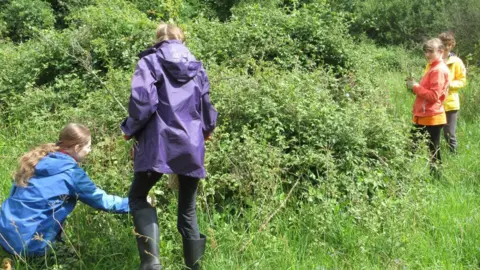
[413,59,450,118]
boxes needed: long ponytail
[14,143,59,187]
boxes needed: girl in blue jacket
[0,123,129,257]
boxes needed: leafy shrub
[0,0,155,117]
[0,19,6,39]
[127,0,183,20]
[45,0,95,28]
[193,0,239,21]
[445,0,480,63]
[0,41,46,103]
[0,0,56,42]
[351,0,451,46]
[66,0,156,70]
[344,0,480,64]
[197,65,416,223]
[0,30,93,114]
[188,3,354,72]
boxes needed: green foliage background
[0,0,480,269]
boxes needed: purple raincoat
[121,40,217,178]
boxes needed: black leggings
[128,171,201,240]
[411,124,444,164]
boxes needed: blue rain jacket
[0,152,129,256]
[121,40,218,178]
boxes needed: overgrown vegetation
[0,0,479,269]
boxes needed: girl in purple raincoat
[121,23,217,270]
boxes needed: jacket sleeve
[121,57,159,137]
[199,70,218,137]
[449,61,467,91]
[413,69,448,103]
[71,167,129,214]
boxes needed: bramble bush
[0,0,56,42]
[349,0,450,47]
[188,3,354,72]
[338,0,480,63]
[66,0,156,70]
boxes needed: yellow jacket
[425,56,466,111]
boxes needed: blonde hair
[14,123,91,187]
[156,23,185,43]
[438,32,456,48]
[423,38,445,52]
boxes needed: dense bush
[340,0,480,63]
[350,0,450,46]
[188,3,354,72]
[0,31,93,115]
[204,66,415,219]
[0,0,56,42]
[0,19,6,39]
[1,60,417,232]
[66,0,156,70]
[0,0,156,119]
[127,0,184,20]
[44,0,95,28]
[446,0,480,63]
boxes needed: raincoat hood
[34,152,77,177]
[138,40,202,83]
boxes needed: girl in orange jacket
[406,38,450,174]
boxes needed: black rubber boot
[182,234,206,270]
[132,207,162,270]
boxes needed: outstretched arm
[71,168,129,214]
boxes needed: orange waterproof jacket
[424,56,466,111]
[412,59,450,118]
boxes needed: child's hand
[204,133,212,141]
[406,79,417,90]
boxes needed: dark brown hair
[438,32,456,48]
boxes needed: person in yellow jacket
[439,32,467,153]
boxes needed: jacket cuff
[120,118,133,137]
[412,83,421,93]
